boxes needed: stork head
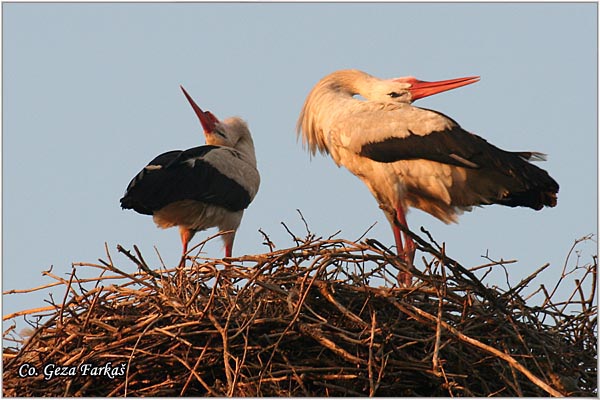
[180,85,256,163]
[389,75,480,103]
[336,70,479,104]
[180,85,230,146]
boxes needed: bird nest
[3,226,597,397]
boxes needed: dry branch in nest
[2,227,597,397]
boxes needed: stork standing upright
[120,86,260,258]
[297,69,558,283]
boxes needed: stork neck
[235,135,257,167]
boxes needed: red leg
[395,205,415,265]
[393,224,404,254]
[223,231,235,258]
[395,204,414,286]
[179,227,194,256]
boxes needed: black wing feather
[359,126,559,209]
[120,145,251,215]
[360,128,510,168]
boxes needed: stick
[387,299,564,397]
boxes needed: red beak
[180,85,219,133]
[394,76,480,101]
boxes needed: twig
[116,244,161,279]
[386,298,564,397]
[298,323,365,365]
[3,228,595,397]
[355,222,378,243]
[258,228,276,252]
[296,209,312,239]
[368,310,377,396]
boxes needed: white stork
[121,86,260,258]
[297,69,559,283]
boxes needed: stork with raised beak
[121,86,260,258]
[297,69,558,284]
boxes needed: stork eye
[213,129,227,138]
[388,92,402,98]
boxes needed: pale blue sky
[3,3,597,331]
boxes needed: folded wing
[120,145,256,215]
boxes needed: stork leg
[395,203,415,286]
[395,205,416,263]
[223,232,235,258]
[224,243,232,258]
[392,224,404,256]
[179,227,195,265]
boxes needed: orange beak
[394,76,480,101]
[180,85,219,133]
